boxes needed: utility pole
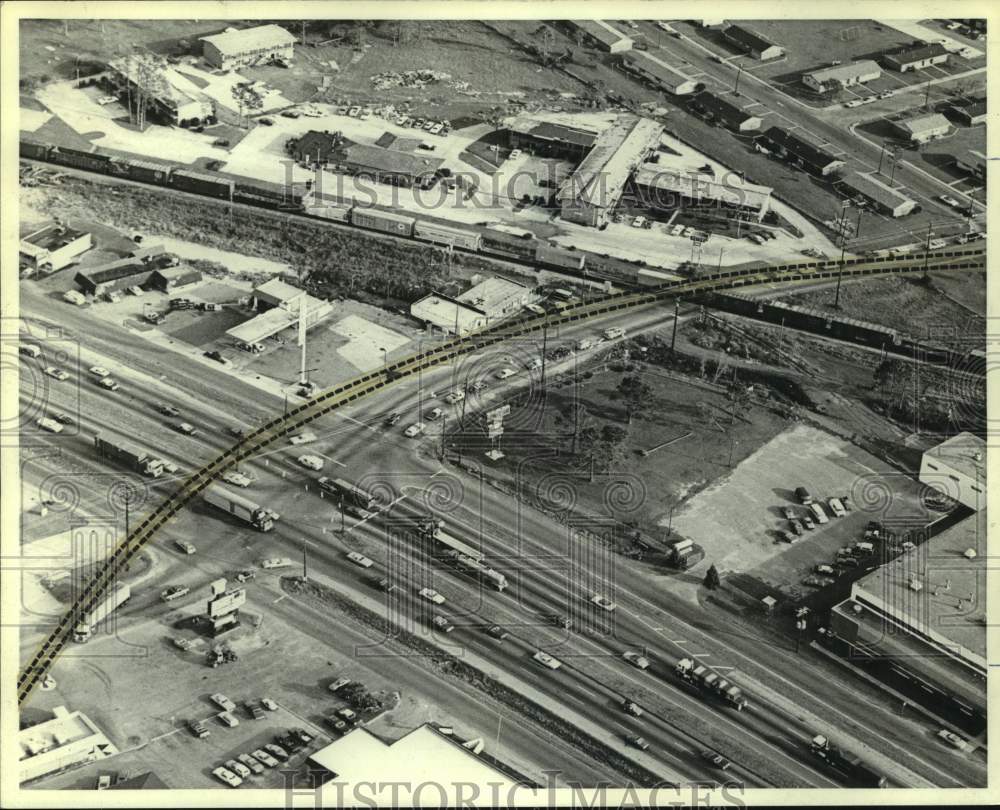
[717,246,725,270]
[339,496,345,533]
[834,203,849,309]
[888,149,899,188]
[922,221,932,281]
[540,323,549,387]
[734,65,743,95]
[302,539,309,582]
[440,415,447,460]
[923,80,931,111]
[670,299,680,353]
[298,294,309,386]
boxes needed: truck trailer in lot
[675,657,749,710]
[73,583,131,642]
[204,484,275,531]
[809,735,887,788]
[94,434,164,477]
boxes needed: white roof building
[456,276,531,318]
[633,166,773,220]
[227,278,332,344]
[19,706,118,784]
[200,24,297,69]
[410,293,487,336]
[920,432,986,511]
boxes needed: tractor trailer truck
[94,434,164,477]
[809,735,887,788]
[204,483,275,531]
[675,657,749,711]
[73,583,131,642]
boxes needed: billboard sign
[207,588,247,619]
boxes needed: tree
[577,425,602,481]
[704,564,721,590]
[118,51,168,129]
[231,82,264,128]
[617,375,653,424]
[873,358,905,393]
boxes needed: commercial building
[19,705,118,783]
[148,266,203,292]
[956,149,986,182]
[309,725,519,799]
[410,293,487,336]
[882,41,949,72]
[755,127,845,176]
[19,222,92,272]
[288,130,342,166]
[334,143,443,188]
[567,20,634,53]
[893,113,951,145]
[412,276,530,335]
[456,275,531,319]
[689,91,762,132]
[108,772,169,790]
[227,277,333,345]
[505,115,598,160]
[948,96,987,126]
[919,432,986,511]
[633,166,772,220]
[74,248,174,296]
[620,51,702,96]
[200,24,296,70]
[722,24,784,60]
[107,56,214,127]
[802,60,881,93]
[837,171,917,217]
[557,115,663,227]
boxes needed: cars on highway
[212,766,242,788]
[44,366,69,381]
[50,412,75,425]
[623,651,650,670]
[432,615,455,633]
[424,407,443,421]
[419,587,446,605]
[404,422,426,438]
[89,366,110,378]
[625,734,649,751]
[701,749,732,770]
[623,699,643,717]
[938,729,969,750]
[533,650,562,670]
[298,454,324,471]
[222,471,252,488]
[36,417,64,434]
[155,402,180,417]
[174,422,198,436]
[384,411,402,426]
[97,378,120,391]
[259,558,293,569]
[289,431,317,445]
[347,551,375,568]
[938,194,963,209]
[237,753,265,774]
[496,368,516,380]
[589,594,616,612]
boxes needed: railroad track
[16,248,984,704]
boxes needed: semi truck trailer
[204,484,275,531]
[73,583,131,642]
[675,657,749,711]
[809,735,887,788]
[94,434,164,477]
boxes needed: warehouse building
[200,24,296,70]
[19,222,92,272]
[722,24,784,60]
[802,60,881,92]
[919,432,986,512]
[456,275,532,320]
[894,113,951,145]
[334,143,443,188]
[288,130,342,166]
[148,266,203,292]
[948,97,987,126]
[838,171,917,217]
[557,115,663,227]
[633,166,772,220]
[410,293,487,336]
[755,127,845,176]
[882,41,949,72]
[956,149,986,182]
[107,56,214,127]
[620,51,702,96]
[19,706,118,783]
[74,247,174,296]
[566,20,634,53]
[689,91,762,132]
[505,115,598,160]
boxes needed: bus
[318,477,378,513]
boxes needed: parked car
[802,514,815,530]
[212,693,237,712]
[212,766,242,788]
[189,720,210,739]
[264,743,289,761]
[329,677,352,693]
[218,711,239,727]
[789,519,804,536]
[226,759,251,779]
[161,585,190,602]
[261,697,278,711]
[828,497,847,517]
[252,749,279,768]
[175,540,196,555]
[235,569,256,583]
[781,506,796,521]
[424,407,443,421]
[237,753,265,774]
[258,117,274,126]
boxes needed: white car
[175,540,196,555]
[827,497,847,518]
[222,471,252,488]
[328,677,352,693]
[419,587,446,605]
[844,99,864,108]
[289,431,317,445]
[218,711,239,727]
[226,759,251,779]
[623,651,650,670]
[444,390,465,403]
[404,422,425,438]
[347,551,375,568]
[938,194,963,209]
[89,366,110,378]
[44,366,69,381]
[259,557,293,569]
[495,368,516,380]
[161,585,190,602]
[175,422,198,436]
[98,377,120,391]
[938,729,969,750]
[533,650,562,670]
[212,693,237,712]
[424,407,443,422]
[264,743,289,761]
[508,149,522,160]
[298,454,324,471]
[212,766,243,788]
[252,749,279,768]
[238,753,265,774]
[590,594,617,612]
[36,417,64,434]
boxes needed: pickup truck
[161,585,190,602]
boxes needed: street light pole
[734,65,743,95]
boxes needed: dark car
[789,519,804,536]
[156,403,181,418]
[384,412,402,426]
[626,734,649,751]
[701,749,731,770]
[258,117,274,126]
[795,486,813,505]
[51,412,75,425]
[486,624,510,641]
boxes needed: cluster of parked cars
[777,488,849,544]
[211,727,314,788]
[747,230,778,246]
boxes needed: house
[802,60,881,92]
[722,24,784,60]
[620,51,702,96]
[200,24,297,70]
[956,150,986,182]
[882,41,949,72]
[148,266,203,292]
[689,91,762,132]
[949,97,987,126]
[19,222,92,272]
[894,113,951,145]
[633,166,772,221]
[288,130,341,165]
[837,172,917,217]
[755,127,845,176]
[566,20,634,53]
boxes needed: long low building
[200,24,296,69]
[838,171,917,217]
[557,114,663,227]
[689,91,762,132]
[334,143,443,188]
[882,41,949,72]
[948,96,986,126]
[566,20,633,53]
[505,115,598,160]
[227,277,332,345]
[633,166,772,220]
[19,222,92,272]
[894,112,951,145]
[956,149,986,182]
[20,706,118,783]
[722,24,784,60]
[410,293,487,336]
[802,60,881,92]
[74,248,176,296]
[621,51,702,96]
[919,432,986,511]
[755,126,845,176]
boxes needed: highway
[15,260,984,788]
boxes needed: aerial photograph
[6,6,990,806]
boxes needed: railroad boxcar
[170,169,235,199]
[535,243,585,273]
[233,177,304,209]
[20,138,52,161]
[49,145,115,174]
[120,158,174,185]
[413,220,482,251]
[481,227,539,260]
[351,207,416,237]
[584,253,640,285]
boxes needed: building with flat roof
[882,41,948,72]
[567,20,634,53]
[948,97,986,126]
[227,278,332,344]
[837,171,916,217]
[19,705,118,783]
[919,432,986,511]
[505,115,598,159]
[309,725,519,799]
[894,112,951,144]
[722,24,784,60]
[557,115,663,227]
[19,222,92,272]
[410,293,487,336]
[756,126,845,176]
[456,276,531,319]
[107,56,214,127]
[956,149,986,182]
[633,166,772,220]
[802,60,881,92]
[200,24,296,70]
[334,143,443,188]
[620,51,702,96]
[689,91,762,132]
